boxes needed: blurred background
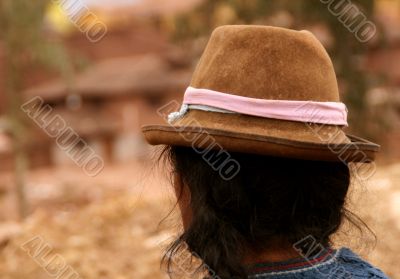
[0,0,399,278]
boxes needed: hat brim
[142,110,380,162]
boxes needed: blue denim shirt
[248,248,389,279]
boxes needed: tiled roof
[24,54,192,102]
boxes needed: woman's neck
[243,241,301,265]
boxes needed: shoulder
[335,248,390,279]
[248,248,390,279]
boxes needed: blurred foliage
[0,0,73,219]
[170,0,384,138]
[0,0,73,88]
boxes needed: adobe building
[23,53,191,167]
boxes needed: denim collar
[248,247,336,275]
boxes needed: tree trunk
[5,45,29,220]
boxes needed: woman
[142,25,389,278]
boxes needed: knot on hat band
[168,87,348,126]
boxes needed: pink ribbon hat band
[168,87,348,126]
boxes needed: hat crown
[190,25,340,102]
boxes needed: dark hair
[162,145,368,279]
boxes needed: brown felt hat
[142,25,379,162]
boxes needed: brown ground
[0,159,398,278]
